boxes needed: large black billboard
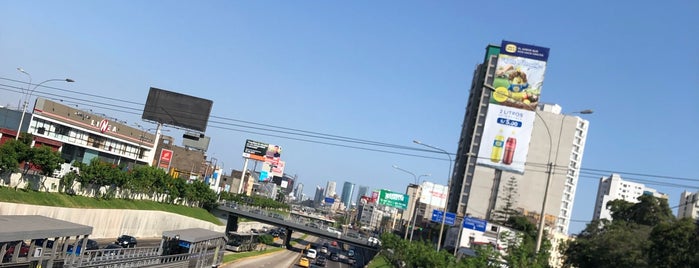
[141,87,213,132]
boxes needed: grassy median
[0,187,222,225]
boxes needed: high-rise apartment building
[325,181,337,198]
[314,185,325,207]
[356,185,370,205]
[593,173,667,221]
[450,45,591,234]
[341,181,356,210]
[294,183,304,202]
[678,191,699,220]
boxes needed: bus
[225,231,259,252]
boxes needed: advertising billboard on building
[142,87,213,132]
[419,181,448,207]
[476,40,550,174]
[378,189,409,210]
[370,191,379,203]
[158,149,173,170]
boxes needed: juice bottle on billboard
[503,131,517,165]
[491,129,505,163]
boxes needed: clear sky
[1,0,697,235]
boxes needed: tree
[563,195,678,268]
[492,176,520,226]
[647,218,699,268]
[0,139,27,174]
[29,146,63,176]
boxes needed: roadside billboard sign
[420,181,447,207]
[378,189,409,210]
[476,40,550,174]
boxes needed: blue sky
[1,1,697,235]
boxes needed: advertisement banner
[157,149,173,170]
[262,158,285,177]
[324,197,335,204]
[420,181,448,207]
[378,189,409,210]
[371,191,379,203]
[476,40,550,174]
[243,139,282,161]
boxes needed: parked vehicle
[116,235,138,248]
[329,252,339,261]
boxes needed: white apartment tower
[451,45,591,235]
[325,181,337,198]
[592,173,667,221]
[678,191,699,220]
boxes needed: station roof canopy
[162,228,225,243]
[0,215,93,242]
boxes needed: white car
[306,249,317,259]
[327,227,342,236]
[320,246,328,254]
[368,237,382,246]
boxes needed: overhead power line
[1,77,697,187]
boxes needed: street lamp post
[413,140,452,251]
[393,165,430,241]
[15,68,74,140]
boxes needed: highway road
[222,233,371,268]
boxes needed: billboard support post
[238,158,249,194]
[146,123,163,167]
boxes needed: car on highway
[348,249,355,257]
[67,239,99,255]
[116,235,138,248]
[102,244,124,256]
[327,227,342,236]
[298,257,310,268]
[368,236,382,247]
[329,252,339,262]
[315,255,327,267]
[306,249,317,259]
[319,246,328,254]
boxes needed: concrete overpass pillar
[285,229,293,249]
[225,214,239,235]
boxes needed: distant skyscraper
[294,183,304,201]
[314,186,325,207]
[325,181,337,198]
[593,173,667,221]
[356,185,369,205]
[341,181,356,210]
